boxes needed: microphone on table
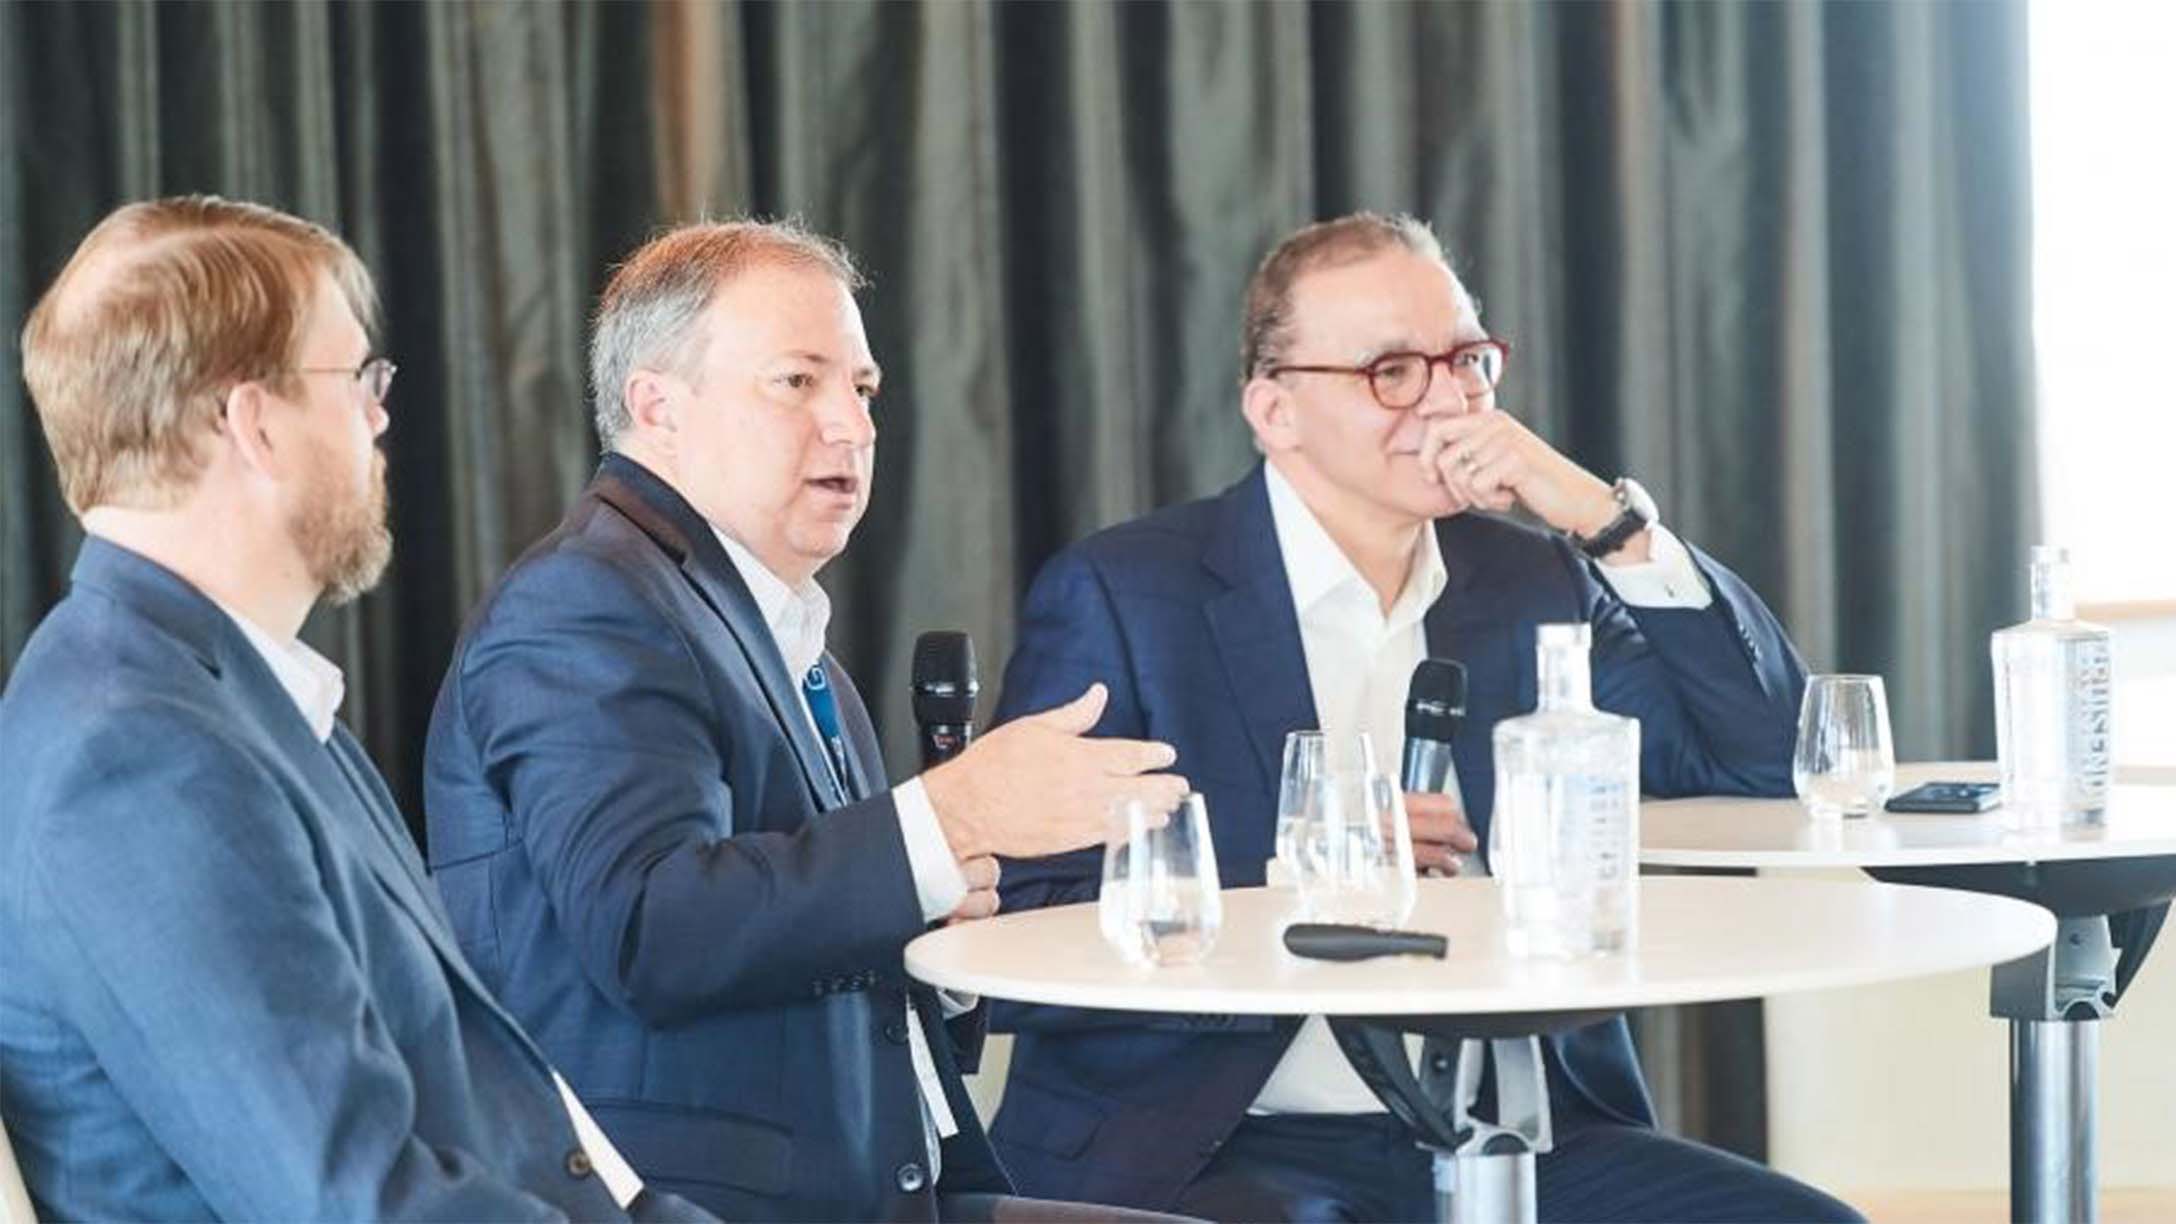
[1284,923,1449,962]
[1400,658,1480,877]
[911,630,978,770]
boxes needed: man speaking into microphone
[986,213,1854,1222]
[423,220,1188,1224]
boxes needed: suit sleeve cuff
[895,777,968,922]
[1594,524,1713,610]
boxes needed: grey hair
[1240,212,1448,380]
[588,218,864,447]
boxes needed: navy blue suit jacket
[0,540,702,1222]
[424,454,1007,1222]
[987,466,1808,1210]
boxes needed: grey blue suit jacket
[0,539,704,1221]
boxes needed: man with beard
[0,197,710,1222]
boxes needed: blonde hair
[589,218,863,447]
[20,195,377,513]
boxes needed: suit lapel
[208,624,552,1066]
[245,677,514,1022]
[78,539,555,1070]
[591,455,846,811]
[1202,468,1320,798]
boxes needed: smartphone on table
[1883,781,2002,814]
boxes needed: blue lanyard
[800,663,853,797]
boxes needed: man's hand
[1405,791,1478,876]
[1416,408,1651,563]
[921,684,1189,861]
[946,856,1001,925]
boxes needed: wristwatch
[1570,477,1657,558]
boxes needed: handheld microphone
[911,631,978,770]
[1400,659,1480,876]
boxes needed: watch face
[1617,478,1658,524]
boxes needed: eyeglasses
[286,356,398,404]
[1268,338,1510,411]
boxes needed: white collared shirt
[212,600,346,742]
[708,528,965,1154]
[1251,461,1711,1115]
[212,601,645,1208]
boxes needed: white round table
[1641,762,2176,1224]
[1642,762,2176,870]
[908,875,2052,1224]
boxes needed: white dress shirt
[212,601,645,1208]
[1250,462,1712,1115]
[708,530,965,1159]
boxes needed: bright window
[2030,0,2176,764]
[2030,0,2176,604]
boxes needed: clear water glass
[1273,730,1328,875]
[1792,675,1896,820]
[1099,793,1223,966]
[1288,734,1417,928]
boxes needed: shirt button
[883,1019,911,1044]
[896,1162,928,1193]
[566,1148,594,1179]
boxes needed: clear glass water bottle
[1491,623,1642,958]
[1992,545,2114,828]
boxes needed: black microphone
[1400,658,1479,877]
[911,631,978,770]
[1400,658,1467,794]
[1284,923,1449,962]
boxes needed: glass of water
[1792,674,1896,819]
[1289,734,1417,928]
[1099,793,1223,966]
[1274,730,1329,876]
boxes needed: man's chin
[320,525,393,606]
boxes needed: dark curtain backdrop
[1,0,2036,1158]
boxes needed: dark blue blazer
[424,453,1008,1222]
[987,466,1808,1210]
[0,540,701,1222]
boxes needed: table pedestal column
[1442,1036,1547,1224]
[1991,914,2117,1224]
[2010,1018,2098,1224]
[1331,1022,1553,1224]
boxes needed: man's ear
[221,380,285,480]
[623,369,677,451]
[1241,375,1301,453]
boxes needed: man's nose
[817,385,876,447]
[1412,359,1478,419]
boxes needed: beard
[292,445,393,605]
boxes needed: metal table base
[1992,914,2120,1224]
[1332,1023,1557,1224]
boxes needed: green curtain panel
[0,0,2037,1158]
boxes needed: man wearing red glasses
[983,213,1858,1222]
